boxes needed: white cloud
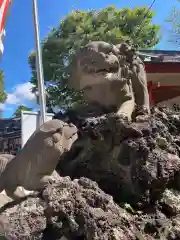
[6,93,19,104]
[6,82,36,105]
[0,103,5,110]
[0,103,13,112]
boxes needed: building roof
[0,117,21,134]
[145,62,180,73]
[2,130,21,139]
[139,49,180,62]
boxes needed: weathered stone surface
[56,107,180,206]
[0,196,45,239]
[43,177,139,239]
[0,178,140,239]
[1,177,180,239]
[0,119,78,200]
[1,107,180,239]
[68,40,150,121]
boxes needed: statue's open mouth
[86,65,119,74]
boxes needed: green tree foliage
[29,5,160,110]
[0,70,7,117]
[13,105,32,117]
[0,70,7,104]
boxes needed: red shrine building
[140,50,180,110]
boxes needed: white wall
[21,111,54,147]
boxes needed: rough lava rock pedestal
[1,177,180,239]
[0,177,141,239]
[56,107,180,206]
[1,108,180,239]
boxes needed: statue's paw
[135,106,150,123]
[107,112,129,123]
[40,176,57,188]
[118,113,129,122]
[136,114,150,122]
[48,177,56,185]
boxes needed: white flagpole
[32,0,46,124]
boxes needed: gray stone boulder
[0,177,140,239]
[56,107,180,207]
[1,177,180,239]
[1,107,180,239]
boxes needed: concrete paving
[0,191,11,208]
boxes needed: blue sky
[1,0,179,117]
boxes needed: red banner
[0,0,11,32]
[0,0,12,55]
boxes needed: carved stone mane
[68,41,140,120]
